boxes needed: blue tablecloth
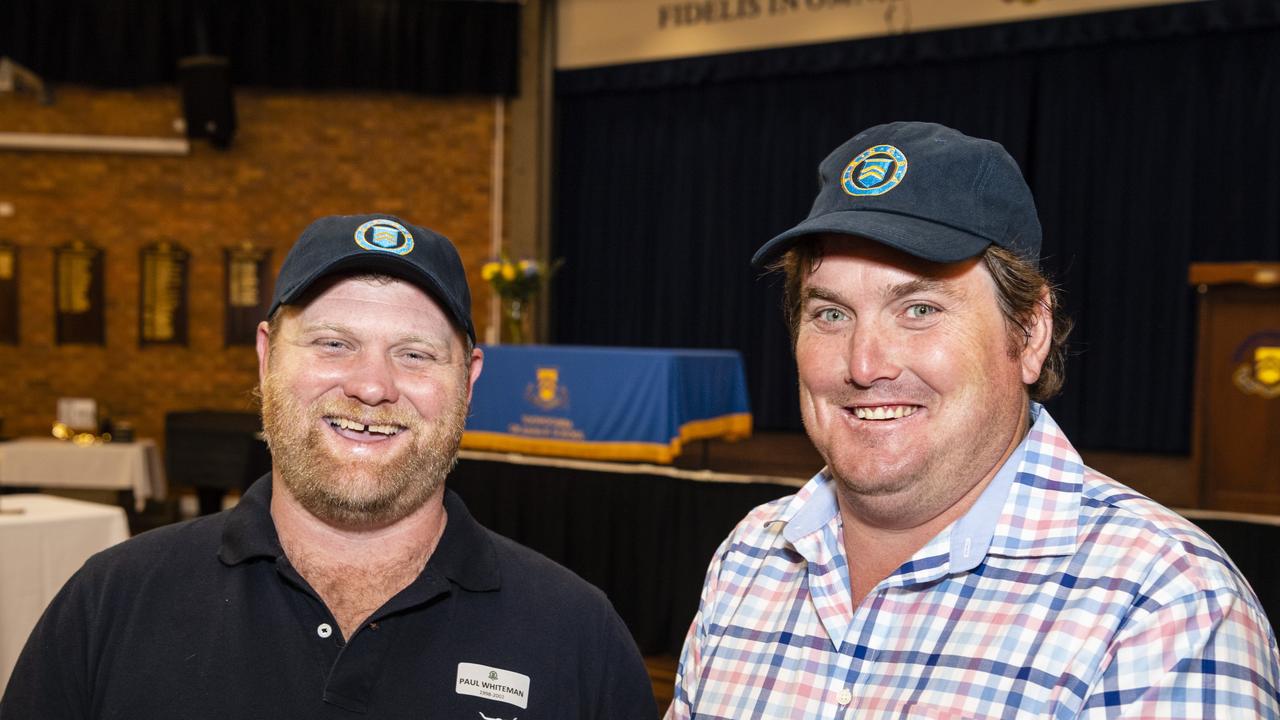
[462,345,752,463]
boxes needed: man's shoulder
[701,490,804,584]
[481,527,612,607]
[1076,468,1252,599]
[79,511,229,583]
[474,528,644,660]
[723,492,799,547]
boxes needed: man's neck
[838,407,1030,606]
[839,474,994,606]
[270,477,448,639]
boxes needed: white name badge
[455,662,531,710]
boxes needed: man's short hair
[774,238,1072,402]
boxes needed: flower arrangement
[481,256,560,343]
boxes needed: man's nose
[342,352,400,405]
[846,325,901,388]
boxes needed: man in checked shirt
[667,122,1280,718]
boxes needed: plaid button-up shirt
[668,407,1280,718]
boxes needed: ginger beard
[260,364,468,528]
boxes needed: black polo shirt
[0,478,657,719]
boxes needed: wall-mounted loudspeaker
[178,56,236,150]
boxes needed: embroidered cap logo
[353,218,415,256]
[841,144,908,197]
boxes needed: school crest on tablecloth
[526,366,569,410]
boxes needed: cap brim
[271,254,476,342]
[751,210,992,269]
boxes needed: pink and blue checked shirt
[668,407,1280,718]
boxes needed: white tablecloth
[0,439,167,509]
[0,493,129,691]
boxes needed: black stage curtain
[447,459,795,655]
[0,0,519,95]
[448,459,1280,655]
[1191,517,1280,630]
[551,0,1280,453]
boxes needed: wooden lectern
[1188,263,1280,513]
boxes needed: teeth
[328,418,403,435]
[853,405,918,420]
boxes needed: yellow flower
[501,262,517,281]
[481,262,500,281]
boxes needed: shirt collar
[219,477,500,593]
[218,474,282,564]
[779,470,839,545]
[774,403,1084,574]
[428,489,501,592]
[986,405,1084,559]
[945,411,1030,572]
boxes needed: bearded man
[1,214,656,719]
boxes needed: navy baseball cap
[268,214,475,343]
[752,121,1041,268]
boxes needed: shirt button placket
[830,651,858,716]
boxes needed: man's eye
[905,304,938,319]
[817,308,847,323]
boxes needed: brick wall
[0,87,496,447]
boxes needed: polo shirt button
[836,687,852,705]
[317,623,333,639]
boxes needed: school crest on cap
[354,218,415,256]
[842,144,907,197]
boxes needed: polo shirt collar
[427,488,501,592]
[218,476,501,593]
[218,474,282,565]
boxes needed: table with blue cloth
[462,345,752,463]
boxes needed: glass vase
[502,297,530,344]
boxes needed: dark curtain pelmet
[551,0,1280,453]
[0,0,520,95]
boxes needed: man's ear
[465,346,485,405]
[255,320,272,386]
[1020,286,1053,386]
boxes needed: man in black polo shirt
[0,215,657,719]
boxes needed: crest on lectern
[1232,332,1280,399]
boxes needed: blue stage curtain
[0,0,519,95]
[551,0,1280,452]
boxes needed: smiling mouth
[325,416,407,437]
[850,404,919,421]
